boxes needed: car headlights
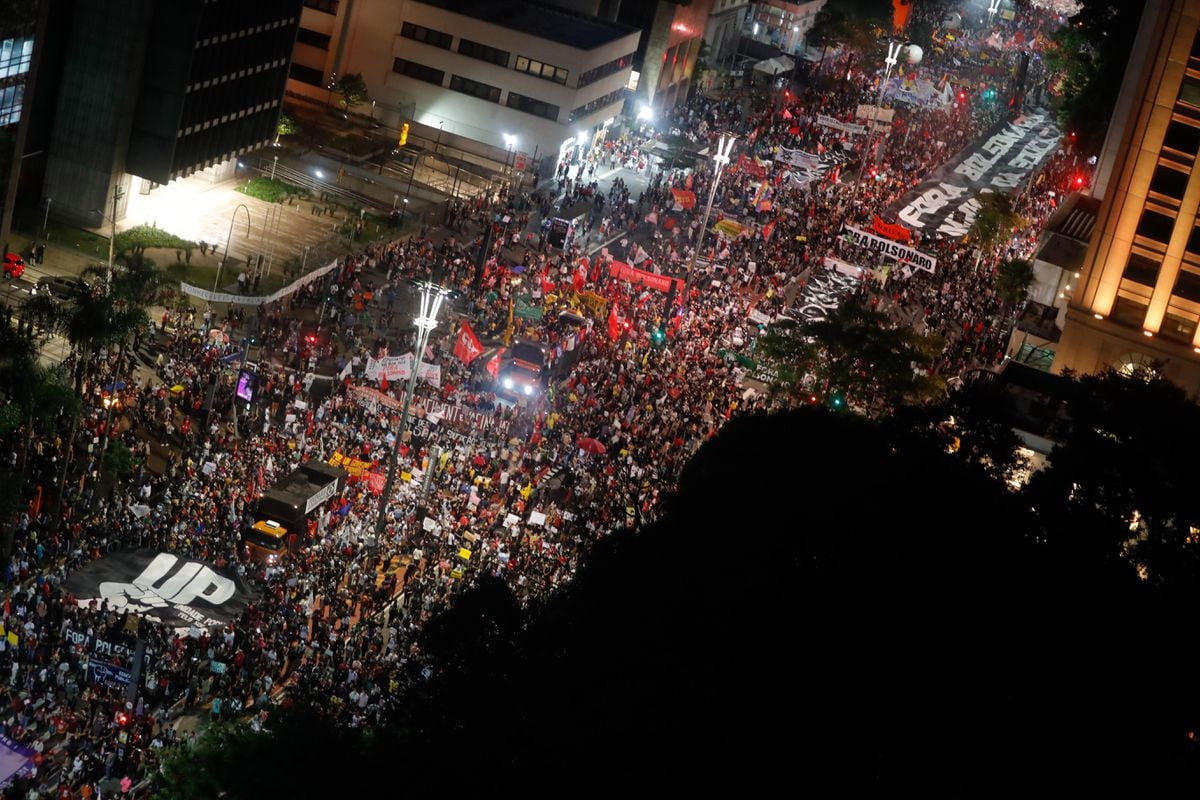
[503,377,514,389]
[523,384,533,396]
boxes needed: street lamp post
[271,156,278,181]
[681,133,736,309]
[987,0,1001,27]
[857,41,903,189]
[214,204,252,296]
[373,280,452,541]
[105,184,123,292]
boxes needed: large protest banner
[890,111,1060,237]
[791,260,864,324]
[64,550,259,630]
[180,259,340,306]
[841,225,938,273]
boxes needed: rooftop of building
[412,0,640,50]
[1034,192,1101,271]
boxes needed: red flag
[607,304,620,340]
[380,374,388,393]
[486,351,502,379]
[453,321,484,364]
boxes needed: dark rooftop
[413,0,640,50]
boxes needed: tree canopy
[336,73,369,112]
[155,380,1200,796]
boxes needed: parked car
[32,275,90,301]
[3,253,24,279]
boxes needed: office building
[745,0,826,57]
[705,0,750,68]
[288,0,640,180]
[41,0,301,228]
[0,1,43,252]
[618,0,714,116]
[1055,0,1200,393]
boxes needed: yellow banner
[329,451,372,477]
[713,219,751,239]
[458,548,472,560]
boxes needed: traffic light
[829,391,845,409]
[399,123,409,148]
[957,90,967,103]
[1072,173,1086,189]
[651,327,665,346]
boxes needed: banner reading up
[64,550,259,630]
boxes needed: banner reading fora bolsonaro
[841,224,938,273]
[63,550,259,629]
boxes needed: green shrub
[239,177,307,204]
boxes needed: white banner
[823,256,866,278]
[816,114,866,135]
[841,225,937,273]
[180,259,340,306]
[364,353,442,387]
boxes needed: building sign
[891,112,1059,236]
[841,224,938,272]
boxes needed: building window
[295,27,331,50]
[0,37,33,80]
[506,91,559,121]
[578,53,634,87]
[0,83,23,127]
[458,39,508,67]
[1150,164,1189,200]
[449,74,500,103]
[303,0,339,14]
[392,58,445,86]
[1181,76,1200,109]
[1110,296,1149,329]
[289,62,324,87]
[1163,120,1200,156]
[513,56,567,84]
[1160,311,1198,344]
[401,21,452,50]
[569,88,625,123]
[1173,268,1200,302]
[1123,252,1161,287]
[1137,209,1176,243]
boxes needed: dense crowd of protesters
[0,5,1082,798]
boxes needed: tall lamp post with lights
[681,133,736,308]
[856,40,905,189]
[373,280,452,541]
[987,0,1002,27]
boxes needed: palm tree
[969,191,1026,269]
[994,258,1035,318]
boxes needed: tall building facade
[42,0,301,228]
[0,0,43,252]
[705,0,749,67]
[1055,0,1200,393]
[745,0,826,57]
[287,0,639,178]
[620,0,714,115]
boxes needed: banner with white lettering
[890,111,1060,237]
[62,626,152,665]
[180,259,340,306]
[63,550,259,629]
[791,261,864,324]
[841,225,938,273]
[776,148,846,188]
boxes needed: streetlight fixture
[987,0,1001,27]
[214,203,252,295]
[681,132,736,309]
[91,183,124,293]
[373,280,453,541]
[271,155,278,181]
[857,40,904,189]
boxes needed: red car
[3,253,24,279]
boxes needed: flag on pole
[485,351,502,379]
[453,321,484,364]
